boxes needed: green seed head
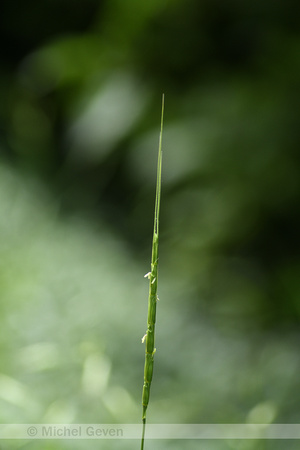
[141,94,164,445]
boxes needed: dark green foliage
[0,2,300,449]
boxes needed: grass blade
[141,94,164,449]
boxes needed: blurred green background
[0,0,300,449]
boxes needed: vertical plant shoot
[141,94,164,450]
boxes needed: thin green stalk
[141,94,164,450]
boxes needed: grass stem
[140,94,164,449]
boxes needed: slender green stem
[141,418,146,450]
[141,94,164,449]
